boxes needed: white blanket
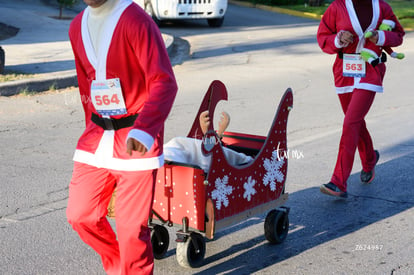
[164,137,253,172]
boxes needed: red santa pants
[66,162,157,275]
[331,89,377,191]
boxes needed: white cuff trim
[382,19,395,29]
[377,30,385,46]
[127,129,154,151]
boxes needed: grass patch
[281,2,329,16]
[18,87,36,96]
[49,82,58,91]
[0,71,35,82]
[238,0,414,30]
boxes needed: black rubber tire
[207,17,224,28]
[151,225,170,259]
[264,209,289,244]
[145,2,162,26]
[176,233,206,268]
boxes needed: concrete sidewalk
[0,0,174,96]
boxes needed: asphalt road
[1,2,414,275]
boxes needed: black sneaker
[360,150,380,184]
[320,182,348,198]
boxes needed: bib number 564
[94,94,121,106]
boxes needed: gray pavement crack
[348,193,414,205]
[391,262,414,275]
[0,198,67,228]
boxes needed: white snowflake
[211,175,233,210]
[243,176,257,201]
[263,151,285,191]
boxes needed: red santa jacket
[317,0,404,94]
[69,0,177,171]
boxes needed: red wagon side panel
[153,163,206,232]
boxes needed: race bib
[91,78,127,116]
[343,54,366,78]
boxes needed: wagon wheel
[264,209,289,244]
[151,225,170,259]
[176,232,206,268]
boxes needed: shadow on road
[182,139,414,274]
[5,60,75,74]
[190,34,317,60]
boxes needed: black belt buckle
[91,113,137,130]
[103,117,115,130]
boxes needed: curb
[0,34,174,96]
[0,71,77,96]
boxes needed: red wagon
[149,80,293,267]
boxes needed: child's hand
[217,112,230,138]
[199,110,211,135]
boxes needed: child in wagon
[164,110,254,172]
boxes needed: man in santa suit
[65,0,177,274]
[317,0,404,198]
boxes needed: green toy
[362,19,405,66]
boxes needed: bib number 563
[343,54,366,77]
[345,63,362,71]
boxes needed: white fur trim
[81,0,132,80]
[73,149,163,171]
[126,129,154,151]
[336,85,383,94]
[81,10,97,69]
[336,86,355,94]
[355,82,383,93]
[382,19,396,29]
[346,0,363,38]
[371,0,380,32]
[336,76,383,94]
[73,127,161,171]
[377,30,385,46]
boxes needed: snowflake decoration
[243,176,257,201]
[211,175,233,210]
[263,151,285,191]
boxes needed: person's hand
[366,30,379,44]
[126,138,147,156]
[217,111,230,138]
[199,110,211,135]
[339,30,354,46]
